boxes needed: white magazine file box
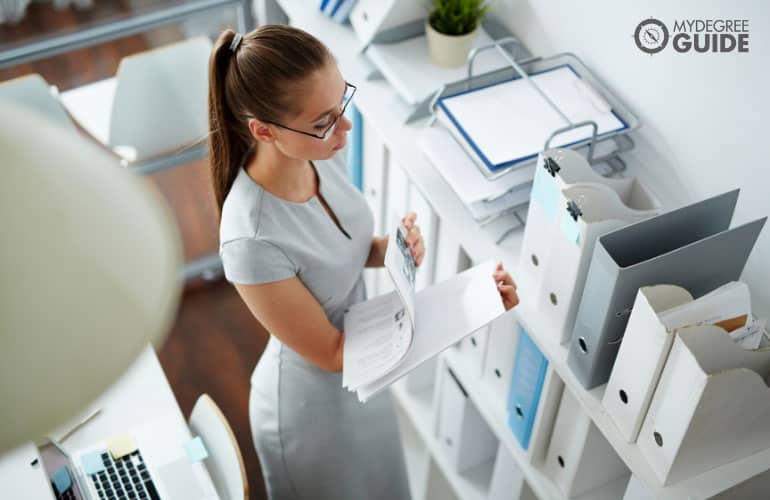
[638,324,770,485]
[602,285,694,443]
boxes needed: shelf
[277,2,770,498]
[513,298,770,500]
[444,349,629,500]
[391,381,491,500]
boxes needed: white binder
[545,389,630,498]
[516,148,657,302]
[536,183,659,344]
[458,325,490,377]
[638,324,770,485]
[435,365,497,473]
[602,285,694,443]
[481,311,521,405]
[488,444,538,500]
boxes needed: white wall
[491,0,770,312]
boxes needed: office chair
[0,73,76,132]
[188,394,249,500]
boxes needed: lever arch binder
[517,148,658,302]
[436,364,498,473]
[638,324,770,485]
[536,182,659,344]
[545,389,629,498]
[507,327,548,450]
[602,285,695,443]
[566,189,766,390]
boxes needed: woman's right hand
[402,212,425,267]
[493,262,519,311]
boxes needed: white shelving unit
[271,2,770,499]
[392,380,494,500]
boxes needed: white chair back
[188,394,248,500]
[109,36,212,161]
[0,74,76,132]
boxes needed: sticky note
[560,211,581,245]
[530,168,559,220]
[107,433,137,460]
[81,451,106,475]
[184,436,209,462]
[52,465,73,494]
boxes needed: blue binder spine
[507,326,548,450]
[348,104,363,190]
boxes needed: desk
[0,345,219,499]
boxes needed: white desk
[0,345,219,499]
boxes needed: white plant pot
[426,20,479,68]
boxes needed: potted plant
[426,0,490,68]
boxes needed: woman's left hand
[493,262,519,311]
[402,212,425,267]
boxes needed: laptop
[38,412,217,500]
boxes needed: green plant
[429,0,490,36]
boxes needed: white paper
[729,317,767,350]
[356,260,504,402]
[342,291,411,390]
[439,66,626,167]
[343,224,416,391]
[384,223,416,329]
[418,125,535,206]
[659,281,751,331]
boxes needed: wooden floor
[2,3,271,499]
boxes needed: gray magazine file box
[566,189,766,389]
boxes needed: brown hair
[208,25,331,217]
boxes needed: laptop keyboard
[54,485,76,500]
[89,450,160,500]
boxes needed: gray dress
[219,152,411,500]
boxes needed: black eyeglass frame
[260,82,357,140]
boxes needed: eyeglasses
[262,82,357,140]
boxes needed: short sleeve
[219,238,297,285]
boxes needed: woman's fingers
[492,266,516,289]
[492,262,519,310]
[413,238,425,266]
[402,211,417,229]
[497,284,520,311]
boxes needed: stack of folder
[418,126,532,222]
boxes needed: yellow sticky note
[107,433,137,460]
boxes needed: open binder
[343,224,505,402]
[566,189,767,390]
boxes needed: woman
[209,25,519,500]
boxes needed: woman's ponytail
[208,29,249,218]
[207,25,332,218]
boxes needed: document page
[342,225,418,391]
[384,224,417,331]
[658,281,768,350]
[356,260,505,402]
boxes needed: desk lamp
[0,105,183,452]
